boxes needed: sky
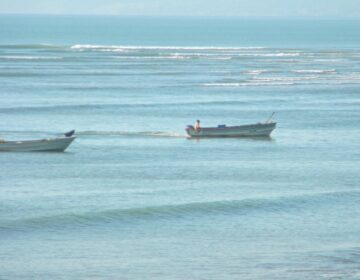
[0,0,359,17]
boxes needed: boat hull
[0,136,75,152]
[186,123,276,138]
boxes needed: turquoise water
[1,16,360,279]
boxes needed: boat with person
[0,130,76,152]
[185,114,276,138]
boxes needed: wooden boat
[186,122,276,138]
[0,130,76,152]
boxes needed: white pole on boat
[265,112,275,123]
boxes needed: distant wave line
[0,44,65,49]
[1,44,358,56]
[0,100,253,112]
[2,190,359,231]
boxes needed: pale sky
[0,0,359,17]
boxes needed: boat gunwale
[0,136,76,145]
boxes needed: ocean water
[1,16,360,279]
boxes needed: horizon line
[0,13,359,20]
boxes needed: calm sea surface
[0,16,360,279]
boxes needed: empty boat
[0,130,76,152]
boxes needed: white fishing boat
[0,130,76,152]
[186,122,276,138]
[185,114,276,138]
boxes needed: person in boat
[194,120,201,131]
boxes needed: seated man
[194,120,201,130]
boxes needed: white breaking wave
[0,55,63,60]
[112,55,191,60]
[70,44,266,51]
[112,54,233,60]
[202,82,295,87]
[211,57,233,60]
[165,54,191,60]
[292,69,336,74]
[203,73,360,87]
[202,75,320,87]
[244,70,268,75]
[69,45,304,61]
[70,45,300,59]
[96,48,129,53]
[254,76,318,82]
[169,52,233,59]
[237,52,301,57]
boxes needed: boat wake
[77,130,187,138]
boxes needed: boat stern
[185,125,195,137]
